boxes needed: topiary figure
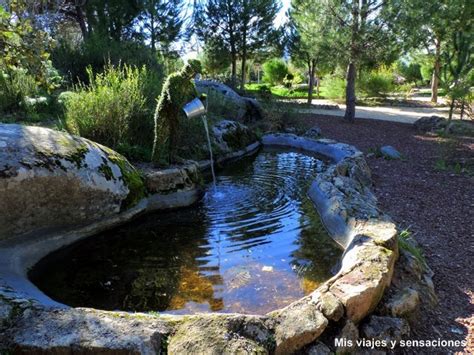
[152,60,202,164]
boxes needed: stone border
[0,134,398,354]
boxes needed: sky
[183,0,291,60]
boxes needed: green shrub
[258,85,273,100]
[283,73,294,88]
[358,67,395,98]
[65,64,150,152]
[396,83,415,97]
[292,72,305,86]
[321,74,346,99]
[0,68,37,113]
[262,58,289,86]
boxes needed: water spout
[201,115,217,189]
[182,98,217,190]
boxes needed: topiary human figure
[152,60,202,164]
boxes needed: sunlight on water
[30,149,342,314]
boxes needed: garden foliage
[262,58,289,86]
[64,64,151,157]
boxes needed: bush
[396,61,422,85]
[292,72,305,86]
[262,58,289,86]
[0,68,37,113]
[64,64,150,154]
[283,73,294,88]
[258,85,273,100]
[358,67,395,98]
[321,74,346,99]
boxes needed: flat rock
[380,146,402,160]
[271,302,328,354]
[168,315,273,354]
[5,307,170,354]
[140,162,201,193]
[330,248,396,323]
[307,341,332,354]
[385,287,420,317]
[304,126,322,139]
[361,315,410,344]
[413,115,446,132]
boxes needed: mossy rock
[0,124,145,240]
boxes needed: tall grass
[65,64,150,152]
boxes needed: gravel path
[294,114,473,353]
[292,99,458,123]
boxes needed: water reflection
[30,149,342,314]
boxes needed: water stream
[201,115,217,189]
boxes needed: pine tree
[195,0,280,88]
[289,0,336,104]
[137,0,184,54]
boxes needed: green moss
[28,136,90,171]
[222,126,257,151]
[107,152,146,209]
[63,144,88,169]
[98,161,114,181]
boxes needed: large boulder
[195,80,263,122]
[414,116,474,136]
[212,120,258,153]
[0,124,145,241]
[413,115,447,132]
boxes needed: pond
[30,148,342,315]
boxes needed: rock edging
[1,133,399,354]
[261,133,398,353]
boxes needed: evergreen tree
[388,0,473,103]
[136,0,184,54]
[195,0,280,88]
[289,0,336,104]
[312,0,397,122]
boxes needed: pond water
[30,148,342,315]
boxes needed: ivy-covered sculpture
[152,60,202,164]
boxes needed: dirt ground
[294,114,473,353]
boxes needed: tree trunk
[240,32,247,90]
[231,56,237,88]
[307,60,315,105]
[444,98,455,133]
[344,1,359,122]
[150,6,156,53]
[240,55,246,90]
[316,75,320,98]
[75,5,88,39]
[344,62,356,122]
[431,37,441,103]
